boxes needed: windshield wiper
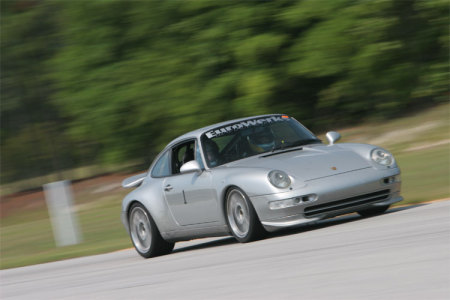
[271,139,321,152]
[260,139,321,158]
[261,146,303,158]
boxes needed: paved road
[2,201,449,300]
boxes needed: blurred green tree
[1,0,448,184]
[1,1,73,182]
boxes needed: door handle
[164,184,173,192]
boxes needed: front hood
[226,145,371,181]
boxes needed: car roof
[166,114,285,148]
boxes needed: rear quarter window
[151,151,171,177]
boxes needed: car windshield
[201,115,321,168]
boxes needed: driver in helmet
[246,126,275,153]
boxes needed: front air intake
[304,189,390,217]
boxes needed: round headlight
[268,170,291,188]
[371,148,394,166]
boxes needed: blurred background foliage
[1,0,448,184]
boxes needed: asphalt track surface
[2,200,449,300]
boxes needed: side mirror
[122,172,147,188]
[180,160,202,174]
[326,131,341,145]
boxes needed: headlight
[371,148,394,166]
[268,170,291,188]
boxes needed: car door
[163,139,220,226]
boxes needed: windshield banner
[205,116,287,139]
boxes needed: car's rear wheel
[129,203,174,258]
[357,205,390,217]
[226,187,266,243]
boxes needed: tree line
[1,0,448,183]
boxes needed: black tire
[225,187,266,243]
[357,205,390,217]
[128,202,175,258]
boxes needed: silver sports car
[121,114,402,257]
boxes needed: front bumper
[250,167,402,232]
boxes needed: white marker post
[43,180,82,246]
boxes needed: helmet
[247,126,275,153]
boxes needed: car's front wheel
[226,187,266,243]
[129,203,174,258]
[357,205,390,217]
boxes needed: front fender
[337,143,400,170]
[212,167,294,198]
[210,167,297,223]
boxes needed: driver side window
[171,140,196,174]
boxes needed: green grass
[1,191,130,269]
[396,145,449,204]
[1,103,449,269]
